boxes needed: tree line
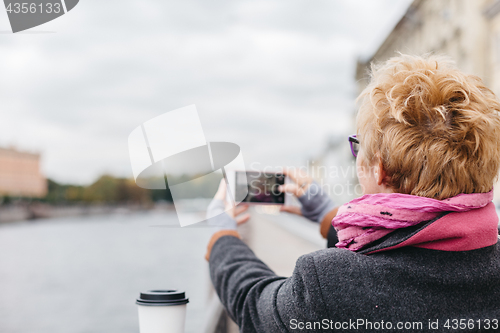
[44,175,173,205]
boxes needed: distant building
[355,0,500,203]
[484,0,500,96]
[356,0,493,93]
[0,147,47,198]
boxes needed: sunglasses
[348,135,359,157]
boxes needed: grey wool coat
[209,208,500,332]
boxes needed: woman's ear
[375,155,387,186]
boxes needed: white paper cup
[136,290,189,333]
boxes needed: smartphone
[232,171,285,204]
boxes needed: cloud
[0,0,411,184]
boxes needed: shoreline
[0,202,175,223]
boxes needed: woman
[205,54,500,332]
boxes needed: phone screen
[235,171,285,204]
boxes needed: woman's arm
[208,235,327,332]
[208,235,286,332]
[204,178,337,331]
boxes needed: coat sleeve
[209,235,328,333]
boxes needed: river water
[0,211,214,333]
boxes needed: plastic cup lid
[136,290,189,306]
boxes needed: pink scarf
[332,191,494,251]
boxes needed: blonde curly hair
[357,54,500,199]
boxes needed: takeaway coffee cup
[136,290,189,333]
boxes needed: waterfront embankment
[0,202,174,223]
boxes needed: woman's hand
[207,180,250,230]
[279,168,313,197]
[277,168,337,223]
[277,168,313,216]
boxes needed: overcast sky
[0,0,412,185]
